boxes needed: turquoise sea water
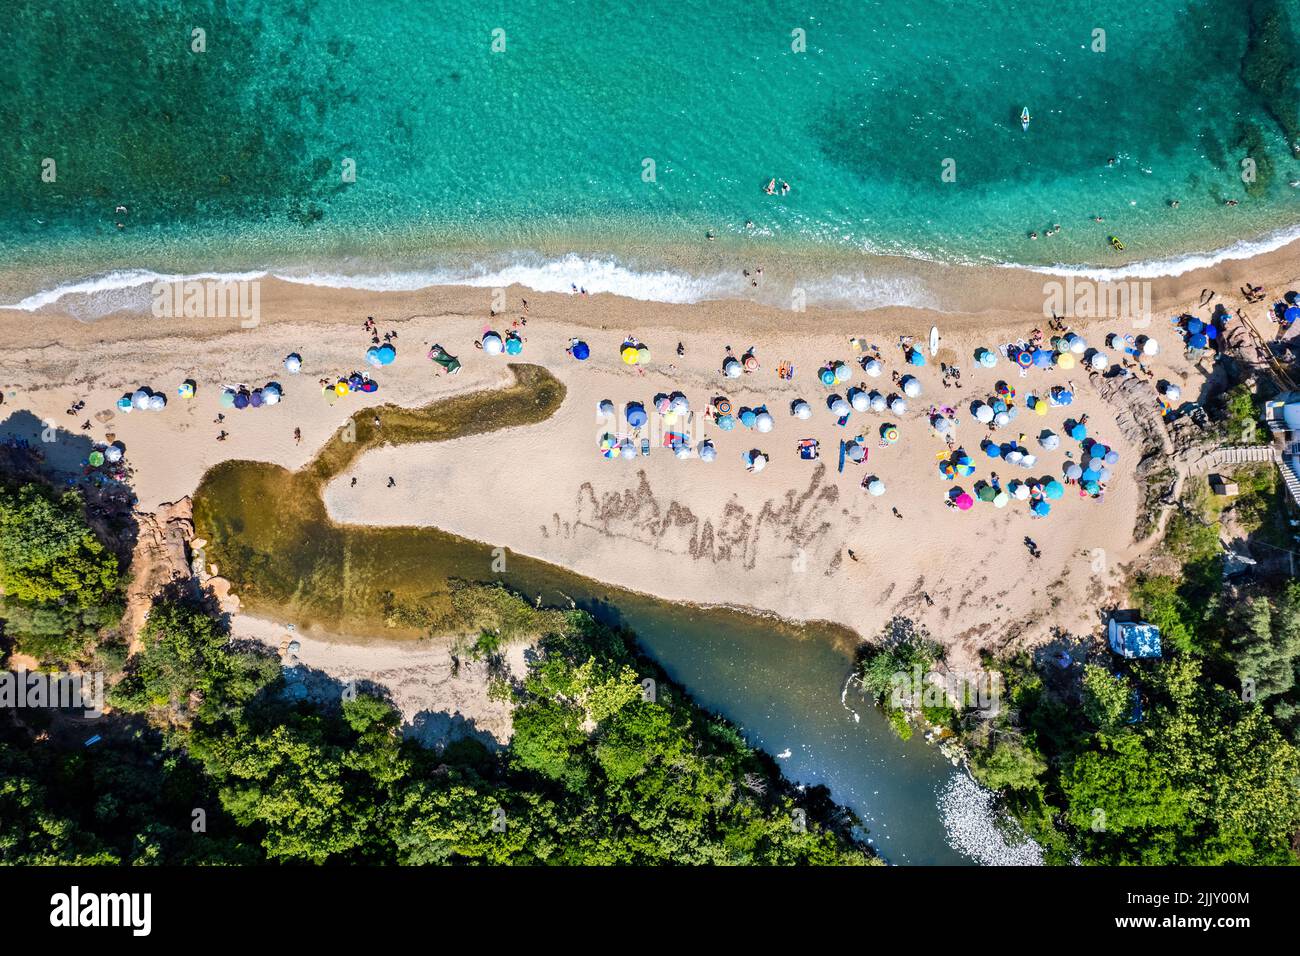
[3,0,1300,301]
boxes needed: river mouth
[190,362,983,863]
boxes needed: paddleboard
[929,325,939,355]
[1020,107,1030,131]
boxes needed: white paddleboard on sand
[929,326,939,355]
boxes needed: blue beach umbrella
[1188,333,1208,350]
[1065,462,1083,480]
[1286,307,1300,324]
[366,346,383,367]
[1033,349,1053,368]
[984,441,1002,459]
[716,414,735,431]
[504,334,523,355]
[1044,480,1064,500]
[908,348,927,366]
[378,343,397,365]
[740,408,757,428]
[1069,422,1087,441]
[1082,479,1101,495]
[1031,500,1051,517]
[1186,319,1205,334]
[626,402,647,428]
[820,367,838,386]
[570,340,590,360]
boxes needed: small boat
[1109,235,1125,251]
[1021,107,1031,131]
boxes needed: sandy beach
[3,242,1297,683]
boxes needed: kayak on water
[1021,107,1030,131]
[1109,236,1125,251]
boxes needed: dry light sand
[2,242,1297,713]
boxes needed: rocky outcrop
[122,497,195,650]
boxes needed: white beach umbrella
[850,389,870,412]
[1088,350,1108,370]
[829,397,851,417]
[1006,449,1024,464]
[1038,432,1060,450]
[993,411,1010,427]
[1162,383,1181,402]
[671,394,690,414]
[932,416,953,434]
[869,391,887,413]
[284,353,302,373]
[866,477,886,496]
[620,440,637,460]
[1140,336,1159,356]
[901,376,921,398]
[723,357,742,378]
[674,443,692,459]
[834,362,851,383]
[1012,481,1030,500]
[974,403,994,424]
[1070,335,1087,355]
[792,399,813,420]
[1018,453,1037,468]
[755,410,774,433]
[698,440,716,462]
[862,358,883,377]
[889,396,907,416]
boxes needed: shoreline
[7,224,1300,319]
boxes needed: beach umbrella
[570,340,590,360]
[850,388,870,412]
[863,358,883,377]
[866,477,886,496]
[1186,319,1205,334]
[717,414,736,431]
[674,443,692,459]
[233,391,250,409]
[908,348,927,366]
[1006,448,1024,465]
[637,345,651,364]
[834,361,851,383]
[104,444,124,463]
[792,399,812,420]
[1018,452,1038,469]
[1055,352,1075,370]
[1032,349,1053,368]
[995,381,1014,398]
[755,410,774,433]
[366,346,383,367]
[249,389,264,408]
[1015,350,1034,369]
[1068,421,1087,441]
[722,357,741,378]
[623,345,640,365]
[1033,397,1049,416]
[846,442,866,463]
[1140,336,1159,356]
[1069,334,1087,354]
[116,395,134,413]
[599,433,618,459]
[829,397,851,418]
[176,381,196,399]
[984,442,1002,459]
[975,347,997,368]
[1051,387,1074,406]
[132,389,151,410]
[1188,333,1208,350]
[504,334,522,356]
[655,394,673,414]
[939,461,956,480]
[993,491,1010,508]
[881,424,899,444]
[1088,455,1106,471]
[1088,350,1108,370]
[993,411,1010,427]
[869,391,887,412]
[1081,468,1100,485]
[889,396,908,415]
[598,399,615,419]
[219,390,235,409]
[1284,307,1300,325]
[1054,336,1071,354]
[698,440,716,462]
[974,403,994,424]
[626,402,648,428]
[1031,500,1051,517]
[284,353,302,373]
[1104,449,1119,465]
[1038,431,1060,450]
[1044,480,1065,500]
[671,394,690,414]
[739,408,757,428]
[743,351,759,372]
[747,451,768,473]
[901,375,921,397]
[482,331,504,355]
[1065,462,1083,480]
[954,492,974,511]
[263,388,281,405]
[819,366,837,386]
[88,450,104,467]
[620,439,637,460]
[1011,481,1031,500]
[954,454,975,476]
[976,484,997,502]
[376,343,396,365]
[1082,479,1101,495]
[932,415,953,435]
[1098,467,1113,482]
[148,394,166,411]
[1162,383,1182,402]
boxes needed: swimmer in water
[1225,199,1239,206]
[1029,231,1038,240]
[764,178,776,195]
[780,180,790,194]
[1169,199,1180,208]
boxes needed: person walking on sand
[892,507,902,519]
[387,476,396,488]
[294,426,302,445]
[350,477,357,488]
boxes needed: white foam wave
[1016,222,1300,281]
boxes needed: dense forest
[0,477,872,865]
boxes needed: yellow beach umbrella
[335,381,350,396]
[622,346,639,365]
[1056,352,1075,369]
